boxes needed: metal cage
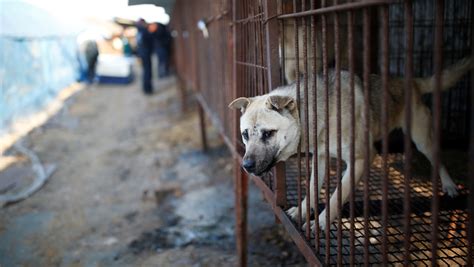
[170,0,474,266]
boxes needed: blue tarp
[0,1,81,133]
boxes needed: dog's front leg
[316,158,365,231]
[287,154,326,223]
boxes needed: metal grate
[282,154,470,265]
[171,0,474,266]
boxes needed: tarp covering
[0,1,81,133]
[128,0,175,14]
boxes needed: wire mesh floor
[264,154,470,266]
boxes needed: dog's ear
[266,95,296,112]
[229,97,251,113]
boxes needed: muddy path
[0,77,306,266]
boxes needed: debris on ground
[0,141,56,207]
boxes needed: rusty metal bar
[278,0,397,19]
[248,174,323,266]
[333,0,343,264]
[264,0,280,91]
[310,0,320,252]
[235,160,248,267]
[293,0,303,229]
[235,61,268,69]
[431,0,444,265]
[275,0,288,209]
[264,0,287,208]
[248,0,255,99]
[347,6,356,266]
[280,17,286,85]
[190,0,200,93]
[301,0,312,241]
[233,1,247,266]
[469,3,474,265]
[403,0,413,264]
[243,0,249,98]
[258,4,266,95]
[225,0,234,146]
[362,7,371,267]
[198,104,209,151]
[252,2,259,96]
[380,4,389,266]
[234,12,264,23]
[320,0,331,264]
[273,163,287,208]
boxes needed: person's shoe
[143,88,153,95]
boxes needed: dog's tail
[415,56,474,94]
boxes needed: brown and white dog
[229,57,472,230]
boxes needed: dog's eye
[242,130,249,141]
[261,130,276,141]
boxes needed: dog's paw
[442,182,459,197]
[287,206,299,220]
[305,217,327,232]
[301,220,318,236]
[317,212,328,231]
[286,206,306,221]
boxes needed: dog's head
[229,94,300,176]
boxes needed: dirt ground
[0,75,307,267]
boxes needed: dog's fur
[229,57,473,230]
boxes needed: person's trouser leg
[156,47,169,78]
[87,54,98,83]
[141,48,153,93]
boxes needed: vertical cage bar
[233,2,247,266]
[226,0,234,143]
[348,7,356,267]
[468,2,474,265]
[243,0,248,98]
[232,0,240,155]
[301,0,312,241]
[310,0,320,253]
[293,0,303,229]
[380,4,389,266]
[333,0,343,265]
[198,105,209,151]
[236,162,248,267]
[403,0,413,264]
[264,0,286,208]
[196,1,207,153]
[431,0,444,265]
[252,3,259,95]
[258,4,266,95]
[362,7,371,267]
[264,0,280,93]
[280,17,286,85]
[320,0,331,264]
[248,0,255,98]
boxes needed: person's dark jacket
[153,23,172,49]
[136,21,154,52]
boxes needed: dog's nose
[242,158,256,172]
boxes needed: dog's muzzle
[242,157,277,176]
[242,158,256,173]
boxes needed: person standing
[136,18,154,94]
[152,22,172,78]
[84,40,99,83]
